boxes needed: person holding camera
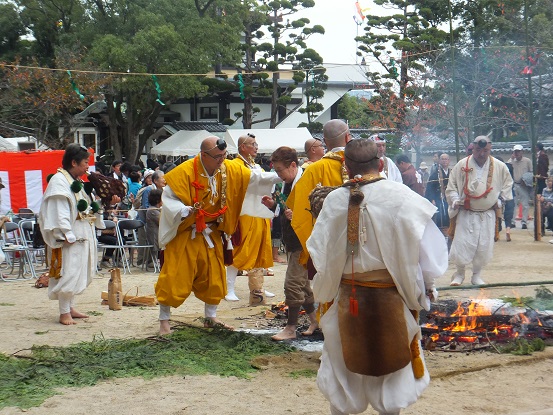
[446,136,513,286]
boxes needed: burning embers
[421,298,553,352]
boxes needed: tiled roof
[171,121,228,133]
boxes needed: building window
[200,106,218,120]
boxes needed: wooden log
[101,291,158,307]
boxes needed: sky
[297,0,375,65]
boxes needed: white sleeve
[158,185,187,248]
[240,170,282,218]
[417,219,448,309]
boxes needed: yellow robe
[155,157,250,307]
[288,151,346,265]
[229,157,273,270]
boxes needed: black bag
[33,222,45,248]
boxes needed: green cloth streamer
[238,74,245,99]
[151,75,165,106]
[67,70,85,100]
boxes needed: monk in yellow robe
[155,136,279,335]
[225,133,274,303]
[288,119,352,266]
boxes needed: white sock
[159,304,171,321]
[205,303,217,318]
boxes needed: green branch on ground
[0,326,292,409]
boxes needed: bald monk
[288,119,352,268]
[302,137,325,167]
[155,136,280,334]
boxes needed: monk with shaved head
[286,119,352,277]
[155,135,281,334]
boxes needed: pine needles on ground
[0,326,293,409]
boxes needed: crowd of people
[28,125,551,415]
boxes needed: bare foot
[70,308,89,319]
[159,320,171,335]
[273,257,287,264]
[59,313,76,325]
[204,318,234,330]
[271,326,297,341]
[301,323,319,336]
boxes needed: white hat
[513,144,523,151]
[419,162,428,169]
[369,134,386,143]
[143,169,154,179]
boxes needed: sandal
[265,268,275,276]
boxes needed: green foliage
[497,338,546,356]
[500,286,553,310]
[288,369,317,378]
[0,327,292,409]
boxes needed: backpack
[133,184,154,209]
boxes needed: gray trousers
[514,183,532,224]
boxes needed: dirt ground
[1,224,553,415]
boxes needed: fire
[422,296,553,351]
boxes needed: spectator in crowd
[95,156,107,176]
[537,142,549,196]
[429,152,440,176]
[127,170,141,198]
[540,177,553,235]
[146,188,163,266]
[418,161,430,195]
[136,170,165,266]
[111,160,122,180]
[510,144,532,230]
[396,154,424,196]
[425,153,451,241]
[496,156,515,242]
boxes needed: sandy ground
[1,224,553,415]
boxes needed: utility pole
[448,0,460,161]
[524,0,538,241]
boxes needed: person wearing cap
[446,136,513,286]
[509,144,532,230]
[307,138,447,415]
[425,153,451,242]
[302,137,325,166]
[371,134,403,183]
[224,133,275,304]
[288,119,353,269]
[418,161,430,194]
[155,136,281,335]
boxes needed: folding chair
[1,221,36,281]
[96,220,124,269]
[116,219,158,274]
[18,219,46,270]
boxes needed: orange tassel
[349,297,358,316]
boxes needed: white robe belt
[191,223,214,248]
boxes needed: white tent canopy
[150,130,238,157]
[224,128,313,154]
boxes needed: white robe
[39,172,104,300]
[446,156,513,269]
[307,180,447,414]
[380,156,403,183]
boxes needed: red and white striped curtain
[0,150,94,215]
